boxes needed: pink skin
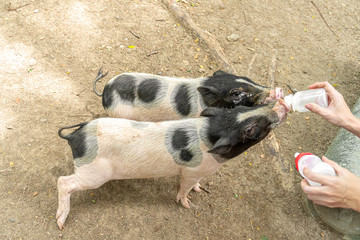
[56,102,288,229]
[56,118,223,229]
[299,81,360,211]
[301,156,360,212]
[305,81,360,137]
[273,98,289,123]
[265,87,284,104]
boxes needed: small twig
[259,185,273,203]
[199,186,211,194]
[5,119,22,129]
[84,7,107,13]
[311,1,338,38]
[67,114,92,117]
[43,80,59,88]
[243,10,249,25]
[6,3,30,11]
[155,19,166,21]
[75,89,86,96]
[249,218,254,229]
[163,0,236,74]
[286,84,297,94]
[268,50,277,88]
[247,53,258,77]
[129,30,140,39]
[146,50,159,57]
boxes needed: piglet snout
[275,88,284,99]
[264,87,284,104]
[269,87,284,100]
[273,98,289,123]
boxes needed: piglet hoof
[192,183,202,192]
[180,198,191,209]
[56,209,69,230]
[176,195,191,208]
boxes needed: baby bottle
[284,88,328,112]
[295,152,336,186]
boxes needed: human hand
[305,82,353,128]
[301,156,360,212]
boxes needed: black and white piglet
[56,99,289,229]
[93,69,283,121]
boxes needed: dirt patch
[1,0,359,239]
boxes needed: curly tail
[93,68,109,96]
[58,122,88,140]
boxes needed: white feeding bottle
[295,152,336,186]
[284,88,328,112]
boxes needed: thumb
[305,103,327,115]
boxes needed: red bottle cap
[295,152,314,171]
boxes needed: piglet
[56,99,288,229]
[93,69,283,121]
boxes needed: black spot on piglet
[165,123,202,167]
[180,149,193,162]
[102,84,113,108]
[113,75,137,103]
[61,128,87,160]
[175,84,191,116]
[102,75,137,108]
[137,79,160,103]
[172,129,189,150]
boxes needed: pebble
[198,68,205,73]
[29,58,37,66]
[227,34,240,42]
[34,9,39,13]
[40,118,47,123]
[9,218,15,223]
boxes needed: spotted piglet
[56,99,289,229]
[93,69,283,121]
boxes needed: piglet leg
[192,182,202,192]
[56,160,112,229]
[176,173,202,208]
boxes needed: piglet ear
[208,137,232,154]
[213,70,228,76]
[200,108,217,117]
[197,86,219,105]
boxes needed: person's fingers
[300,178,310,191]
[305,103,327,115]
[308,82,326,89]
[321,82,339,99]
[303,167,334,185]
[309,81,338,99]
[321,156,344,175]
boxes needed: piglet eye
[232,91,241,97]
[245,125,258,138]
[246,127,253,135]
